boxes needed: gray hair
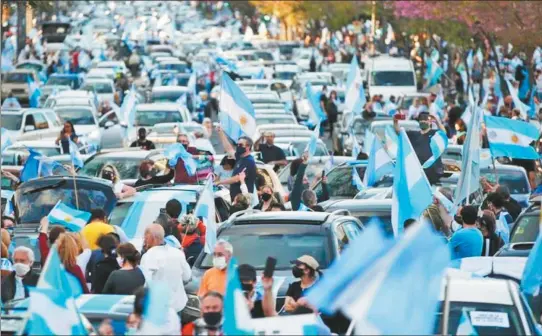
[215,239,233,255]
[302,189,317,206]
[13,246,35,264]
[147,223,165,243]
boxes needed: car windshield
[82,82,113,94]
[275,72,296,80]
[371,71,415,86]
[158,63,187,72]
[200,232,329,270]
[250,98,281,104]
[511,214,539,243]
[16,63,42,72]
[256,117,295,125]
[176,76,190,86]
[288,141,327,157]
[314,166,367,199]
[357,215,393,237]
[151,92,188,103]
[1,115,23,131]
[434,302,524,335]
[135,109,184,126]
[79,157,146,180]
[56,108,95,125]
[254,52,274,61]
[481,170,529,194]
[5,73,32,83]
[46,76,75,88]
[279,163,326,185]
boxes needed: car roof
[76,294,134,315]
[322,199,392,211]
[83,78,113,83]
[1,108,55,115]
[152,86,191,93]
[481,164,526,173]
[136,103,181,111]
[371,120,419,127]
[90,150,156,159]
[55,90,95,98]
[440,277,514,305]
[454,256,526,281]
[6,69,35,74]
[232,211,334,225]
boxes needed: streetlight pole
[370,0,376,54]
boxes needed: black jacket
[184,236,204,267]
[290,163,330,211]
[1,270,39,303]
[91,256,120,294]
[504,199,522,222]
[481,234,505,257]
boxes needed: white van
[367,56,417,99]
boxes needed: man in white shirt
[140,224,192,323]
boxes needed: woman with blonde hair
[56,233,89,293]
[71,232,92,282]
[99,164,136,199]
[254,185,278,211]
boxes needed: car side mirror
[24,125,36,132]
[102,120,115,129]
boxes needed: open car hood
[14,176,117,227]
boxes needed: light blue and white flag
[505,79,531,119]
[391,129,433,236]
[364,135,394,187]
[195,177,217,254]
[520,232,542,296]
[1,50,14,72]
[163,143,197,175]
[120,85,138,138]
[466,50,474,70]
[20,148,43,182]
[304,120,321,159]
[351,132,362,159]
[422,130,448,169]
[425,58,444,88]
[176,93,188,107]
[352,167,365,191]
[454,108,481,206]
[139,281,170,334]
[219,73,256,141]
[484,115,539,160]
[215,56,238,72]
[384,126,399,158]
[38,246,84,298]
[1,97,21,109]
[69,139,84,169]
[493,70,502,99]
[306,82,327,123]
[1,128,12,153]
[475,48,484,64]
[254,68,265,79]
[27,287,87,336]
[456,308,478,336]
[324,154,334,174]
[307,222,450,335]
[434,189,456,216]
[47,201,91,232]
[363,129,375,156]
[384,100,398,116]
[223,258,254,335]
[37,155,64,177]
[28,77,42,108]
[344,56,366,115]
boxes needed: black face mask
[235,145,246,157]
[292,266,304,278]
[150,168,158,177]
[261,193,272,202]
[182,143,188,150]
[138,135,146,141]
[102,171,114,181]
[203,311,222,327]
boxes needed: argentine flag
[219,73,256,141]
[425,58,444,88]
[27,77,41,108]
[520,232,542,296]
[215,56,238,72]
[306,82,327,123]
[38,246,84,298]
[139,281,170,334]
[120,85,138,134]
[391,129,433,236]
[484,115,539,160]
[1,97,21,109]
[352,167,366,191]
[454,108,481,206]
[195,177,217,254]
[48,201,91,232]
[304,120,321,159]
[163,143,197,175]
[384,126,399,158]
[1,128,12,153]
[344,57,366,115]
[422,130,448,169]
[223,258,254,335]
[364,135,394,187]
[27,288,87,336]
[68,139,84,169]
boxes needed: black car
[12,176,117,270]
[495,200,539,257]
[182,210,363,328]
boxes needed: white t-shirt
[113,181,125,194]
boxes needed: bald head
[144,223,165,250]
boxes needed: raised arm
[290,153,309,211]
[216,125,235,158]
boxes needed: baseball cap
[291,255,319,271]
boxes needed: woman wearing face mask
[478,210,504,257]
[285,255,322,313]
[102,243,145,295]
[91,234,120,294]
[99,164,136,199]
[253,185,278,211]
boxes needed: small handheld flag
[47,201,91,232]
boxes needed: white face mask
[116,257,124,267]
[212,256,227,270]
[14,263,30,277]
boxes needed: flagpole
[345,318,356,336]
[491,156,499,187]
[71,162,80,209]
[441,275,451,336]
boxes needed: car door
[98,111,124,149]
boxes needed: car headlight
[186,294,200,311]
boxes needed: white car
[95,61,128,76]
[43,90,99,113]
[294,48,323,71]
[86,68,116,81]
[0,108,62,142]
[366,56,417,100]
[81,78,116,104]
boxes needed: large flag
[304,120,321,159]
[344,57,366,115]
[384,126,399,158]
[195,176,217,254]
[223,258,254,335]
[1,97,21,109]
[306,222,450,335]
[364,135,394,187]
[219,73,256,142]
[20,148,43,182]
[1,128,12,153]
[454,108,481,206]
[422,130,448,169]
[27,288,87,335]
[139,281,170,334]
[363,128,375,155]
[306,82,327,123]
[351,132,361,159]
[520,232,542,296]
[38,246,84,298]
[484,115,539,160]
[391,129,433,236]
[27,77,42,108]
[47,201,91,232]
[505,79,531,119]
[163,143,197,175]
[68,139,84,169]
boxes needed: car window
[200,233,330,270]
[355,214,393,237]
[56,108,95,126]
[371,71,415,86]
[481,170,529,194]
[46,76,74,87]
[510,214,539,243]
[314,166,366,199]
[135,110,184,126]
[109,202,133,227]
[79,157,144,180]
[1,114,23,131]
[5,73,32,83]
[45,112,62,127]
[82,82,113,94]
[334,224,349,252]
[33,113,49,130]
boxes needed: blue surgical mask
[125,327,138,335]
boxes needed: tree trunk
[16,0,27,56]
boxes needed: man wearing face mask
[394,112,446,185]
[215,127,257,203]
[198,240,233,297]
[130,128,156,150]
[253,132,287,171]
[134,159,175,188]
[1,246,39,302]
[193,291,224,335]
